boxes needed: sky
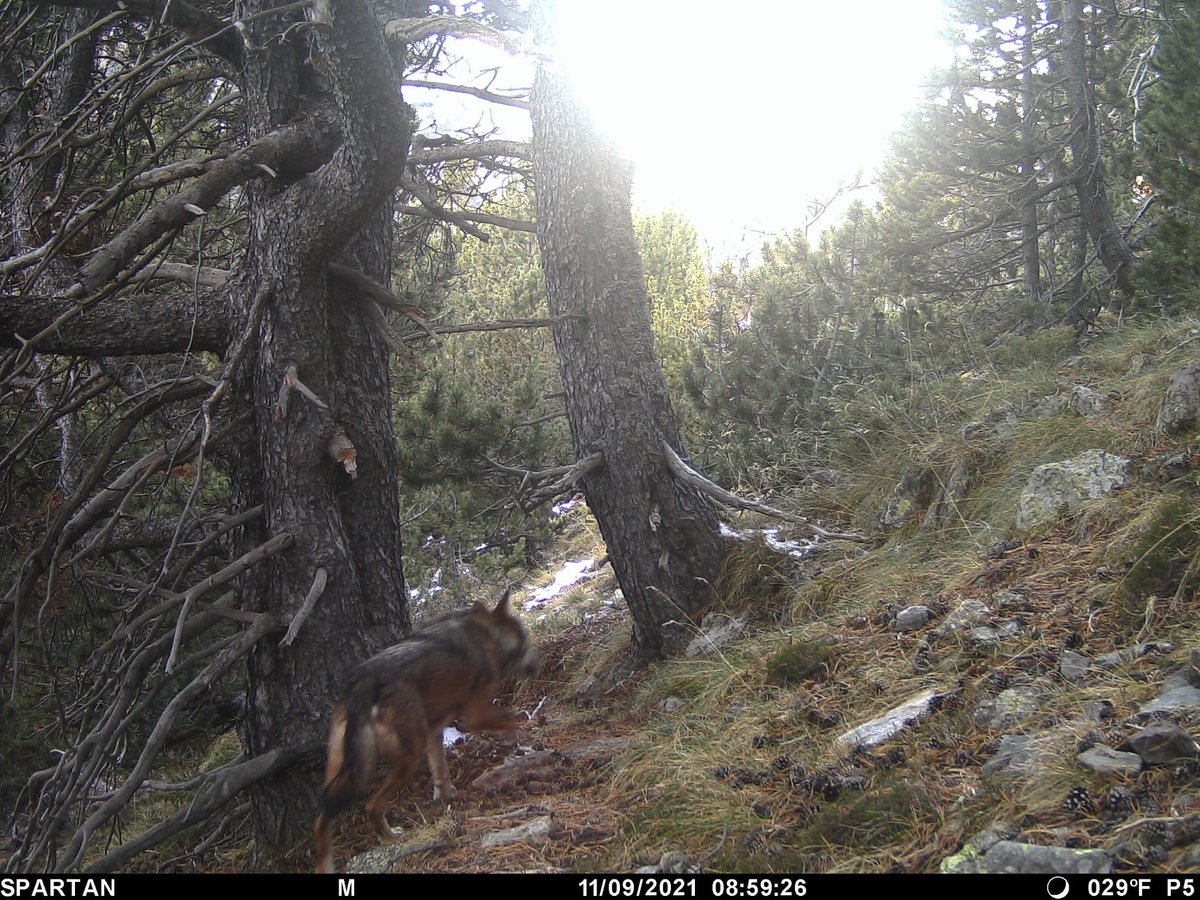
[415,1,959,260]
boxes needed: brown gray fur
[314,589,538,873]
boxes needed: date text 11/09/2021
[578,879,806,898]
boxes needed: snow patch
[525,557,596,609]
[721,524,818,559]
[551,496,583,517]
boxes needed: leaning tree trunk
[1058,0,1135,301]
[231,0,413,856]
[531,63,725,663]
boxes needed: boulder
[1016,450,1132,530]
[1157,362,1200,435]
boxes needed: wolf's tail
[314,699,374,873]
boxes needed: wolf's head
[472,588,539,678]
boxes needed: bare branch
[165,532,295,673]
[75,120,335,294]
[661,441,868,542]
[383,14,540,58]
[484,451,604,512]
[403,79,529,110]
[408,138,533,165]
[399,204,535,233]
[0,288,230,356]
[279,566,328,648]
[403,314,583,342]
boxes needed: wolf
[314,588,538,873]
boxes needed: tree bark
[0,0,417,865]
[228,0,414,856]
[1058,0,1135,299]
[531,59,724,662]
[1019,0,1044,310]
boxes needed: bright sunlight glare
[549,1,956,255]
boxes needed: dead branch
[408,138,533,165]
[85,750,287,873]
[402,79,530,110]
[56,610,280,872]
[402,314,584,342]
[165,532,293,673]
[275,363,329,421]
[279,565,328,648]
[383,14,539,57]
[398,204,536,234]
[660,441,868,542]
[484,451,603,512]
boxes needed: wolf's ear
[493,587,513,616]
[469,600,489,616]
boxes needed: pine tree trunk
[229,0,413,856]
[531,65,725,663]
[1059,0,1135,299]
[1019,0,1043,310]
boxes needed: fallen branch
[661,441,867,542]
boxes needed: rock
[479,815,560,849]
[895,605,933,632]
[880,463,936,529]
[962,406,1022,444]
[940,823,1017,873]
[1078,744,1143,777]
[1016,450,1133,530]
[974,685,1044,730]
[974,841,1112,874]
[1068,385,1111,418]
[344,840,449,874]
[657,696,684,713]
[931,599,991,639]
[834,688,946,753]
[993,590,1029,610]
[1123,724,1200,765]
[1157,362,1200,435]
[1134,685,1200,721]
[968,621,1020,645]
[636,851,701,875]
[686,614,747,658]
[1061,650,1092,682]
[982,734,1046,778]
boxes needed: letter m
[338,879,354,897]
